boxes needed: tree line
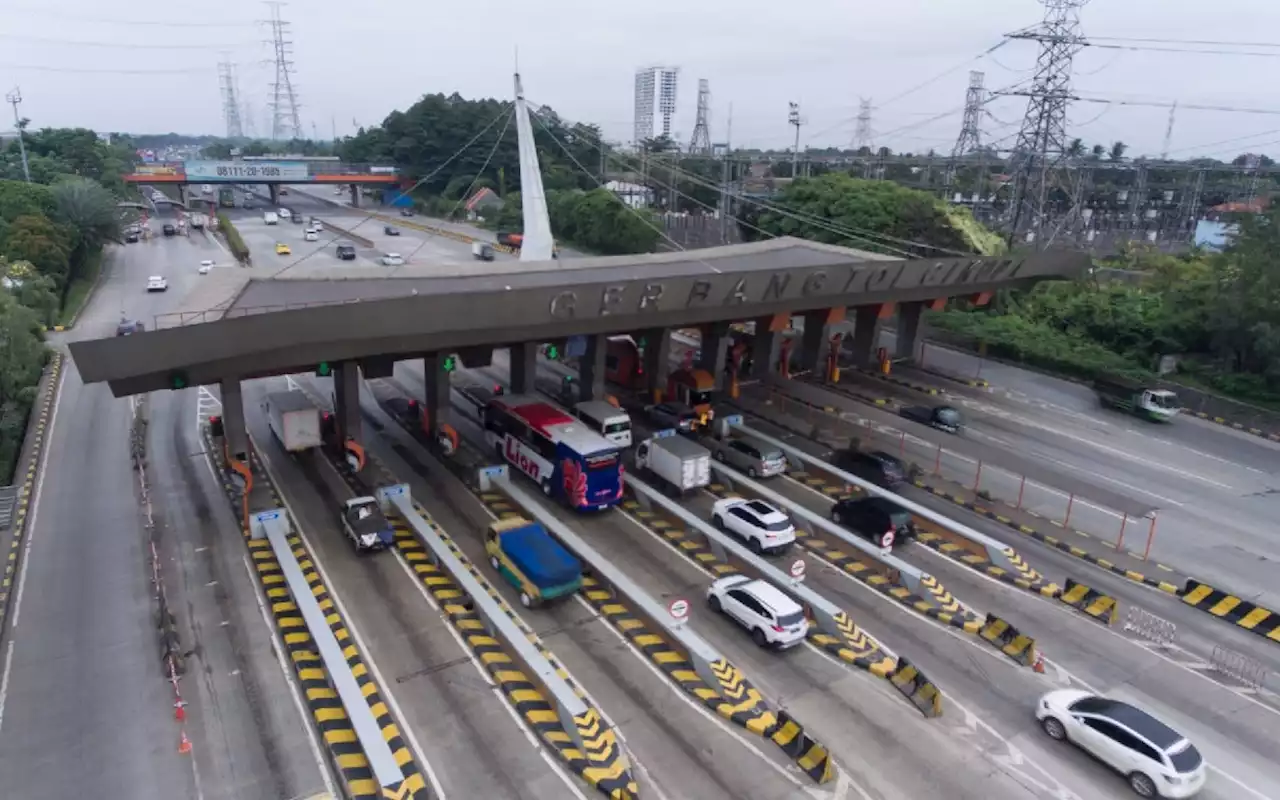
[0,127,131,480]
[932,211,1280,408]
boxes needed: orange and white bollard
[178,731,192,754]
[1032,651,1046,674]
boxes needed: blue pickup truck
[485,517,583,608]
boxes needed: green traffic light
[169,371,189,390]
[442,355,456,372]
[545,345,559,360]
[315,361,332,377]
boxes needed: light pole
[6,87,31,182]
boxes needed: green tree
[546,189,659,254]
[1108,141,1128,162]
[1066,138,1085,159]
[51,177,122,259]
[0,258,59,326]
[743,173,996,256]
[0,289,48,481]
[3,214,72,286]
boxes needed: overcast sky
[4,0,1279,160]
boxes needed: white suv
[146,276,168,292]
[707,575,808,649]
[711,497,795,555]
[380,252,405,266]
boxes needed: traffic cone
[178,731,192,754]
[1032,651,1046,674]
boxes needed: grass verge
[57,250,103,328]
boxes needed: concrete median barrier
[770,709,836,784]
[978,614,1038,666]
[320,219,374,248]
[1059,578,1119,625]
[1182,579,1280,644]
[889,657,943,718]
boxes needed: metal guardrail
[1209,645,1267,691]
[375,483,619,762]
[0,485,18,531]
[248,508,405,788]
[1122,607,1177,648]
[737,422,1033,582]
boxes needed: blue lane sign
[652,428,678,440]
[565,335,587,359]
[481,465,508,479]
[722,414,744,426]
[381,484,406,497]
[254,510,281,522]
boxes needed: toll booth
[667,367,716,417]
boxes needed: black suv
[832,449,908,489]
[162,223,176,236]
[830,497,916,550]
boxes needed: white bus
[572,400,632,447]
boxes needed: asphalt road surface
[0,207,327,800]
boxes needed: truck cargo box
[265,391,322,452]
[499,523,581,590]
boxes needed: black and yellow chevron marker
[889,656,943,718]
[571,708,638,797]
[913,480,1183,595]
[632,485,901,682]
[978,614,1038,667]
[0,353,59,631]
[1181,580,1280,644]
[791,528,982,635]
[1058,579,1119,626]
[918,573,967,616]
[580,575,778,737]
[850,367,942,396]
[770,709,837,784]
[808,611,898,678]
[202,433,432,800]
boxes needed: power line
[6,7,257,27]
[0,63,215,75]
[1087,35,1280,48]
[0,33,255,49]
[1087,42,1280,57]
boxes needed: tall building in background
[634,66,679,145]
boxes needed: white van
[263,211,279,225]
[573,400,632,447]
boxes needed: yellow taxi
[275,242,291,255]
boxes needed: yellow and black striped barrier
[1181,579,1280,644]
[1058,578,1118,625]
[205,433,431,799]
[770,709,836,783]
[979,614,1038,667]
[889,657,943,718]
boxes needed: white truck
[634,430,710,495]
[264,391,323,452]
[189,212,208,230]
[264,211,279,225]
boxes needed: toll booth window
[688,390,712,407]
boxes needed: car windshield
[603,421,631,435]
[776,611,805,627]
[1168,741,1202,773]
[936,408,962,425]
[888,510,913,528]
[760,449,784,461]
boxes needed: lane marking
[255,445,448,800]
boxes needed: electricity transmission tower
[264,2,302,140]
[688,79,712,155]
[1003,0,1089,246]
[5,87,30,182]
[951,71,985,157]
[852,98,873,152]
[218,59,245,139]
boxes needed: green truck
[1094,375,1180,422]
[218,187,236,208]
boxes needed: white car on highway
[1036,690,1206,798]
[707,575,808,649]
[380,252,405,266]
[278,208,291,220]
[146,276,168,292]
[198,260,213,275]
[711,497,795,554]
[304,230,318,241]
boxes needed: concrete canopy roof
[70,236,1090,396]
